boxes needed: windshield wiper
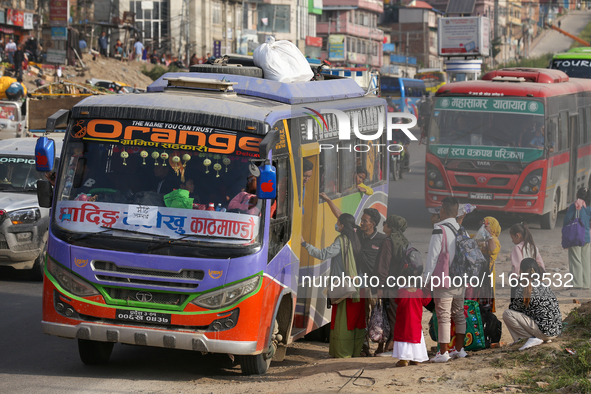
[99,225,169,239]
[487,135,524,169]
[68,227,114,242]
[442,123,486,165]
[146,233,250,252]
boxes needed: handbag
[562,208,586,249]
[327,237,357,304]
[368,299,391,343]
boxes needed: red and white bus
[425,68,591,229]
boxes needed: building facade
[383,1,441,70]
[317,0,384,68]
[0,0,38,46]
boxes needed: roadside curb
[529,12,575,55]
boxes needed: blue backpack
[442,223,487,280]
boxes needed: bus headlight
[192,276,260,309]
[427,164,446,189]
[47,258,100,297]
[519,169,543,194]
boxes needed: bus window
[579,108,586,145]
[381,77,401,97]
[586,107,591,144]
[359,138,384,184]
[320,147,338,196]
[559,112,568,151]
[339,141,356,192]
[548,118,558,152]
[269,156,291,260]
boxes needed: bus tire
[189,64,263,78]
[78,339,114,365]
[239,319,277,374]
[540,193,558,230]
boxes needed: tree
[491,37,502,59]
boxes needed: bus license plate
[115,310,171,324]
[469,193,494,200]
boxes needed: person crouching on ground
[392,262,431,367]
[301,213,365,358]
[503,258,562,351]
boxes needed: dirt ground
[21,53,159,92]
[189,243,584,394]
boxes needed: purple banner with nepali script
[55,201,260,242]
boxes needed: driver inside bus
[529,124,545,149]
[443,115,472,143]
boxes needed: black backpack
[479,305,502,348]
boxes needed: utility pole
[405,32,409,77]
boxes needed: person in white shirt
[424,197,468,363]
[5,39,16,64]
[133,39,144,61]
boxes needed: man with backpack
[424,197,467,362]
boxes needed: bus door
[569,115,579,202]
[293,146,323,335]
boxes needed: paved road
[0,141,571,393]
[530,10,591,57]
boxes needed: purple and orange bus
[35,69,390,374]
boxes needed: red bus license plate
[469,193,494,200]
[116,310,171,324]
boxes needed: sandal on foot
[396,360,409,367]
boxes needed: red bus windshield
[427,97,546,163]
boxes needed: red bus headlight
[519,169,543,194]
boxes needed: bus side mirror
[37,180,53,208]
[35,137,55,172]
[258,129,280,159]
[257,162,277,200]
[46,109,70,133]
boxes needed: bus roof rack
[148,72,366,104]
[164,76,238,92]
[491,76,526,82]
[482,68,569,83]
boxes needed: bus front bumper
[42,320,259,354]
[426,190,543,214]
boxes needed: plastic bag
[253,36,314,83]
[474,224,492,249]
[368,299,391,343]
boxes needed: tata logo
[135,292,153,302]
[476,161,491,167]
[208,270,223,279]
[478,176,487,183]
[74,258,88,268]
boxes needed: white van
[0,100,26,139]
[0,136,62,279]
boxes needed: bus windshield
[54,127,263,247]
[428,97,546,161]
[551,59,591,78]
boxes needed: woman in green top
[302,213,365,358]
